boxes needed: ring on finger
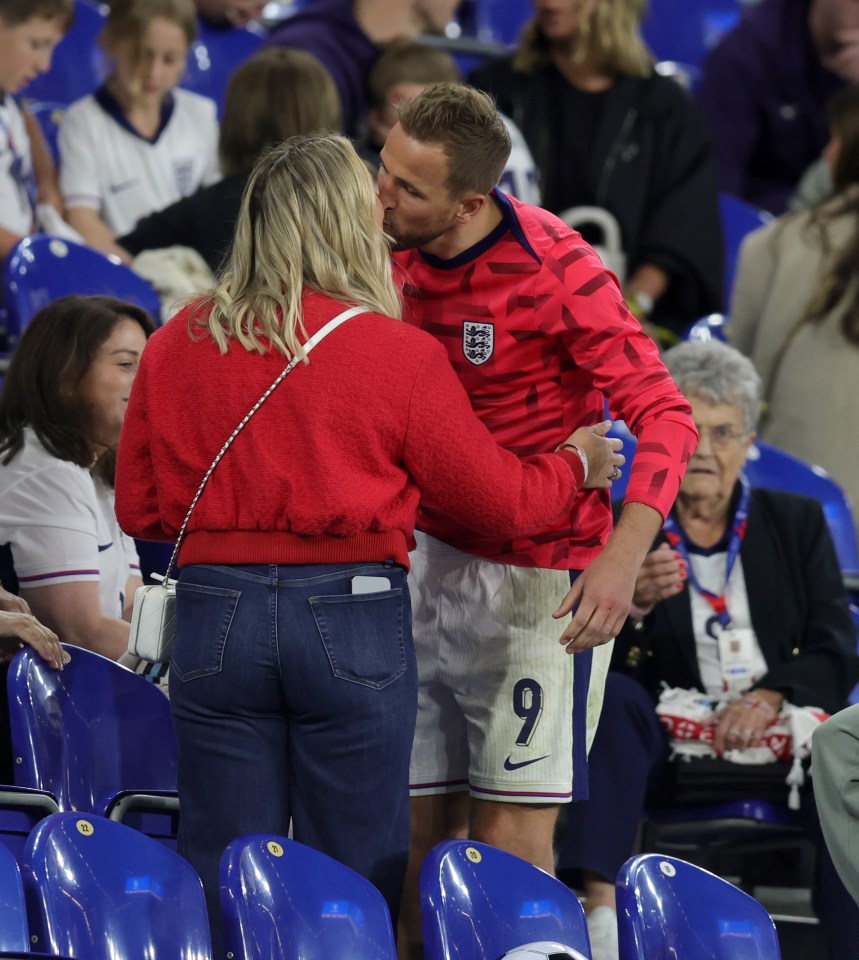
[611,466,621,481]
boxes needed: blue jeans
[169,561,416,956]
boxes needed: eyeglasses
[694,424,748,449]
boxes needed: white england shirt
[0,94,35,238]
[0,428,140,618]
[499,112,541,206]
[59,85,220,236]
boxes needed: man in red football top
[378,83,697,956]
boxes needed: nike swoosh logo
[109,178,139,194]
[503,754,549,771]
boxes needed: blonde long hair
[196,133,401,358]
[514,0,651,78]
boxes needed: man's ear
[455,194,488,224]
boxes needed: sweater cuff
[554,448,586,489]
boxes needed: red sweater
[115,292,584,569]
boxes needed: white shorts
[408,533,613,804]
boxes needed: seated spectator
[729,83,859,544]
[362,39,540,205]
[120,46,341,271]
[263,0,461,138]
[696,0,856,214]
[0,0,74,259]
[0,295,152,663]
[59,0,220,261]
[556,340,859,960]
[470,0,723,345]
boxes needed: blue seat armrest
[99,790,180,822]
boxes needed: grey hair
[662,340,763,434]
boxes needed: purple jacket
[265,0,378,138]
[695,0,842,214]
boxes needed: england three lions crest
[463,321,494,366]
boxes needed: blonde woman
[115,133,623,949]
[470,0,723,343]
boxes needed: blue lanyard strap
[0,98,38,217]
[662,474,751,627]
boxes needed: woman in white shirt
[0,294,151,660]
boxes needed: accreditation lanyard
[662,474,751,629]
[0,97,38,219]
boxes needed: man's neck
[355,0,421,43]
[420,196,505,261]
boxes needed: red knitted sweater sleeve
[402,340,582,537]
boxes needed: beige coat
[729,189,859,536]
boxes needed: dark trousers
[557,672,859,960]
[170,561,417,959]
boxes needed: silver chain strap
[159,305,369,582]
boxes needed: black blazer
[613,487,859,715]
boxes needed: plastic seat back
[20,0,108,105]
[25,102,65,165]
[616,854,781,959]
[744,442,859,577]
[6,646,177,818]
[683,312,729,343]
[220,834,397,960]
[3,236,162,350]
[0,840,31,953]
[23,812,212,960]
[718,193,772,304]
[642,0,742,67]
[181,20,264,116]
[420,840,591,960]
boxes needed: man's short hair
[0,0,75,28]
[397,82,511,198]
[368,39,460,110]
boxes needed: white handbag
[127,306,368,662]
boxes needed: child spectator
[0,0,74,259]
[59,0,219,261]
[364,39,540,205]
[119,47,341,271]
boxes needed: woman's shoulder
[170,88,218,122]
[0,429,91,496]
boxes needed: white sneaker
[586,905,619,960]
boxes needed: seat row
[0,814,781,960]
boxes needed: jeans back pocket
[310,589,406,689]
[173,582,241,681]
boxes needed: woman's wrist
[556,442,588,483]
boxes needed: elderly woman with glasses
[555,340,859,960]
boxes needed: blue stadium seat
[181,20,264,117]
[420,840,591,960]
[683,312,729,343]
[719,193,773,306]
[744,442,859,580]
[3,236,162,351]
[6,646,179,846]
[220,834,397,960]
[0,789,59,870]
[19,0,108,105]
[642,0,743,67]
[616,854,781,959]
[466,0,531,45]
[22,812,212,960]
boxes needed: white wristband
[557,442,588,484]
